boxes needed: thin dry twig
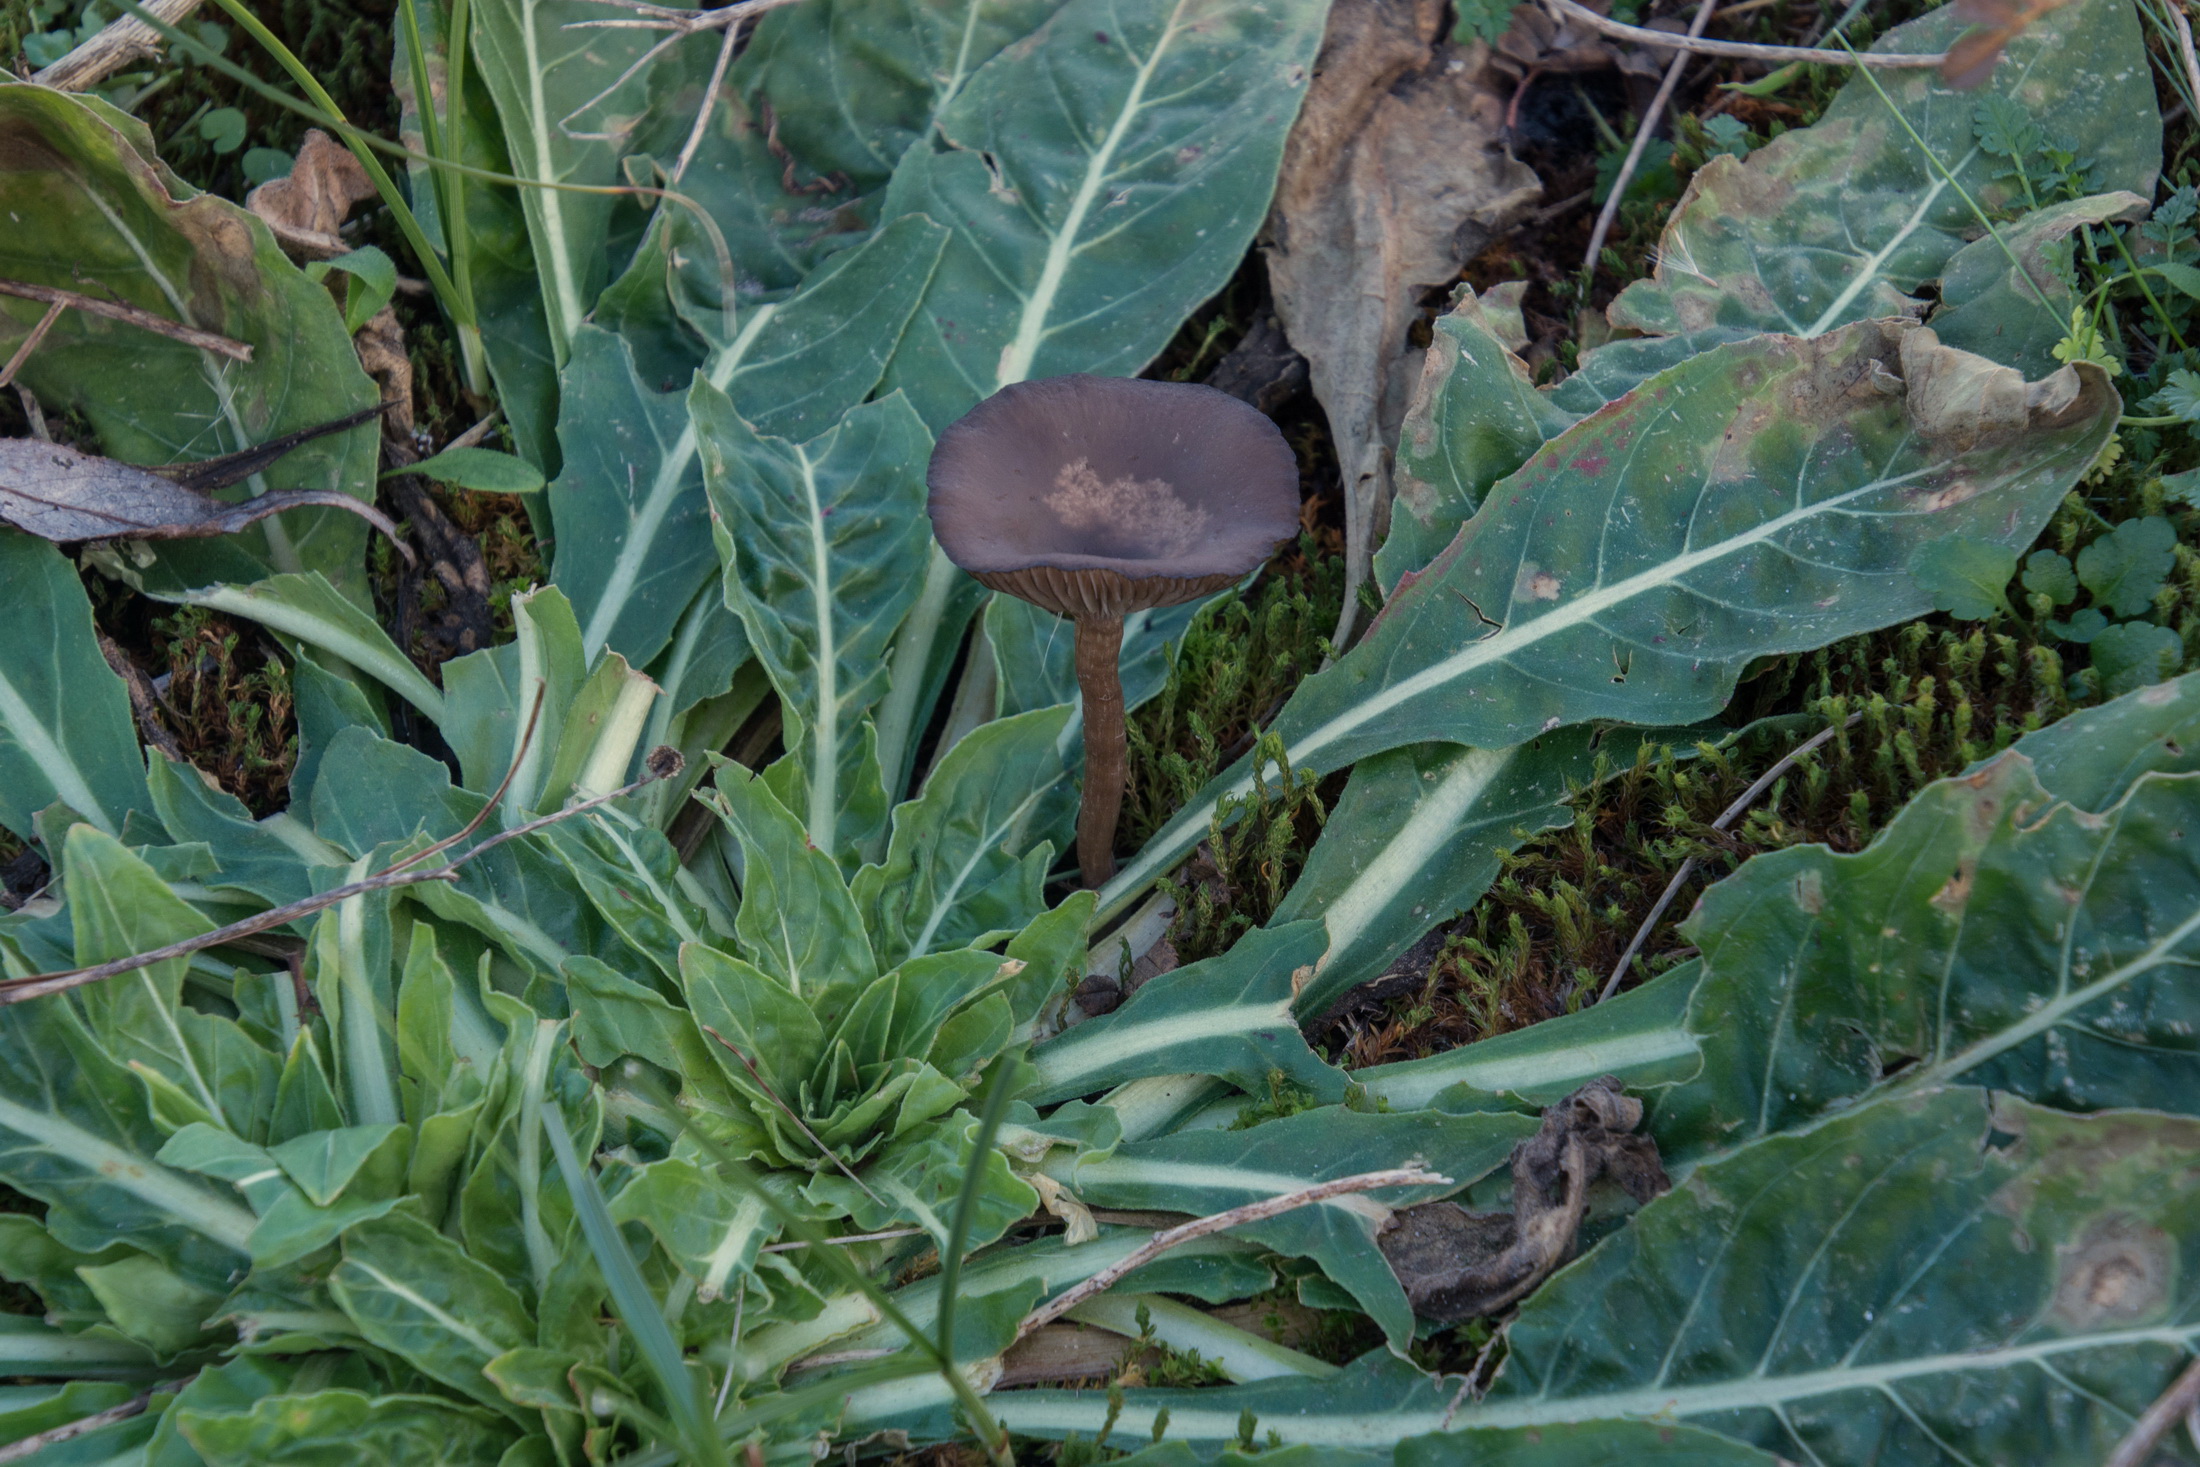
[1539,0,1946,67]
[0,1378,192,1464]
[1012,1167,1448,1342]
[703,1027,888,1207]
[28,0,200,90]
[673,14,744,185]
[563,0,804,34]
[0,301,66,394]
[1583,0,1719,275]
[2170,0,2200,112]
[0,737,678,1005]
[761,1226,927,1253]
[2105,1355,2200,1467]
[1599,712,1860,1002]
[0,280,253,362]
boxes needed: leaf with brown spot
[244,129,377,258]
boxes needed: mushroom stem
[1073,612,1128,888]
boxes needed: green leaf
[0,1313,155,1379]
[700,762,877,1011]
[405,445,544,494]
[463,0,664,363]
[63,825,280,1138]
[2021,547,2078,604]
[145,752,340,907]
[2089,619,2184,696]
[152,572,445,724]
[877,0,1327,428]
[1099,324,2117,922]
[553,213,947,668]
[306,245,398,334]
[1053,1107,1535,1348]
[1272,731,1602,1017]
[0,535,151,841]
[198,105,246,154]
[178,1389,519,1465]
[678,942,826,1102]
[0,88,381,595]
[807,1109,1036,1253]
[268,1123,409,1207]
[852,705,1078,966]
[697,386,935,858]
[0,992,257,1285]
[2075,514,2176,616]
[1907,533,2015,620]
[605,1154,774,1304]
[1931,192,2148,379]
[2048,605,2111,642]
[329,1212,534,1415]
[1606,0,2158,344]
[1378,289,1581,593]
[1030,922,1340,1104]
[1443,1091,2200,1458]
[77,1253,224,1356]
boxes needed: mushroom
[926,374,1301,888]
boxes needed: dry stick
[0,300,65,394]
[702,1028,888,1207]
[1598,713,1861,1002]
[378,685,547,879]
[28,0,200,90]
[761,1226,926,1253]
[0,741,675,1005]
[2170,0,2200,111]
[565,0,806,33]
[2105,1355,2200,1467]
[1582,0,1719,276]
[673,15,744,185]
[1539,0,1946,67]
[1011,1167,1448,1343]
[0,1379,192,1465]
[0,280,253,362]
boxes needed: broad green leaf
[329,1212,534,1415]
[606,1155,774,1304]
[0,88,380,594]
[1031,922,1339,1104]
[0,535,150,841]
[632,0,1062,309]
[1651,752,2200,1161]
[464,0,661,363]
[152,573,445,725]
[1376,290,1580,593]
[543,815,712,980]
[1271,731,1600,1017]
[0,1214,132,1327]
[0,1380,143,1444]
[0,994,255,1286]
[853,705,1078,966]
[701,763,877,1012]
[1098,322,2117,923]
[63,825,280,1139]
[877,0,1327,427]
[806,1109,1036,1253]
[148,1352,379,1463]
[530,648,657,809]
[1443,1091,2200,1460]
[268,1123,409,1208]
[555,214,948,668]
[565,956,758,1132]
[697,385,934,859]
[1606,0,2158,344]
[391,0,558,469]
[2088,621,2184,696]
[1047,1107,1535,1347]
[178,1388,519,1465]
[1929,191,2150,378]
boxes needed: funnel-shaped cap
[926,375,1300,618]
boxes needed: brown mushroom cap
[926,374,1301,618]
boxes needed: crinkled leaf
[2074,513,2176,616]
[1907,533,2014,619]
[1931,192,2148,377]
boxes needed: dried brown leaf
[1264,0,1543,645]
[245,130,378,258]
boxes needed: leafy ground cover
[3,0,2200,1462]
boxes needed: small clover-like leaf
[2075,515,2177,617]
[2046,606,2111,643]
[198,107,247,155]
[1910,535,2016,621]
[2142,367,2200,421]
[2021,548,2078,605]
[2089,620,2185,696]
[1702,114,1751,159]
